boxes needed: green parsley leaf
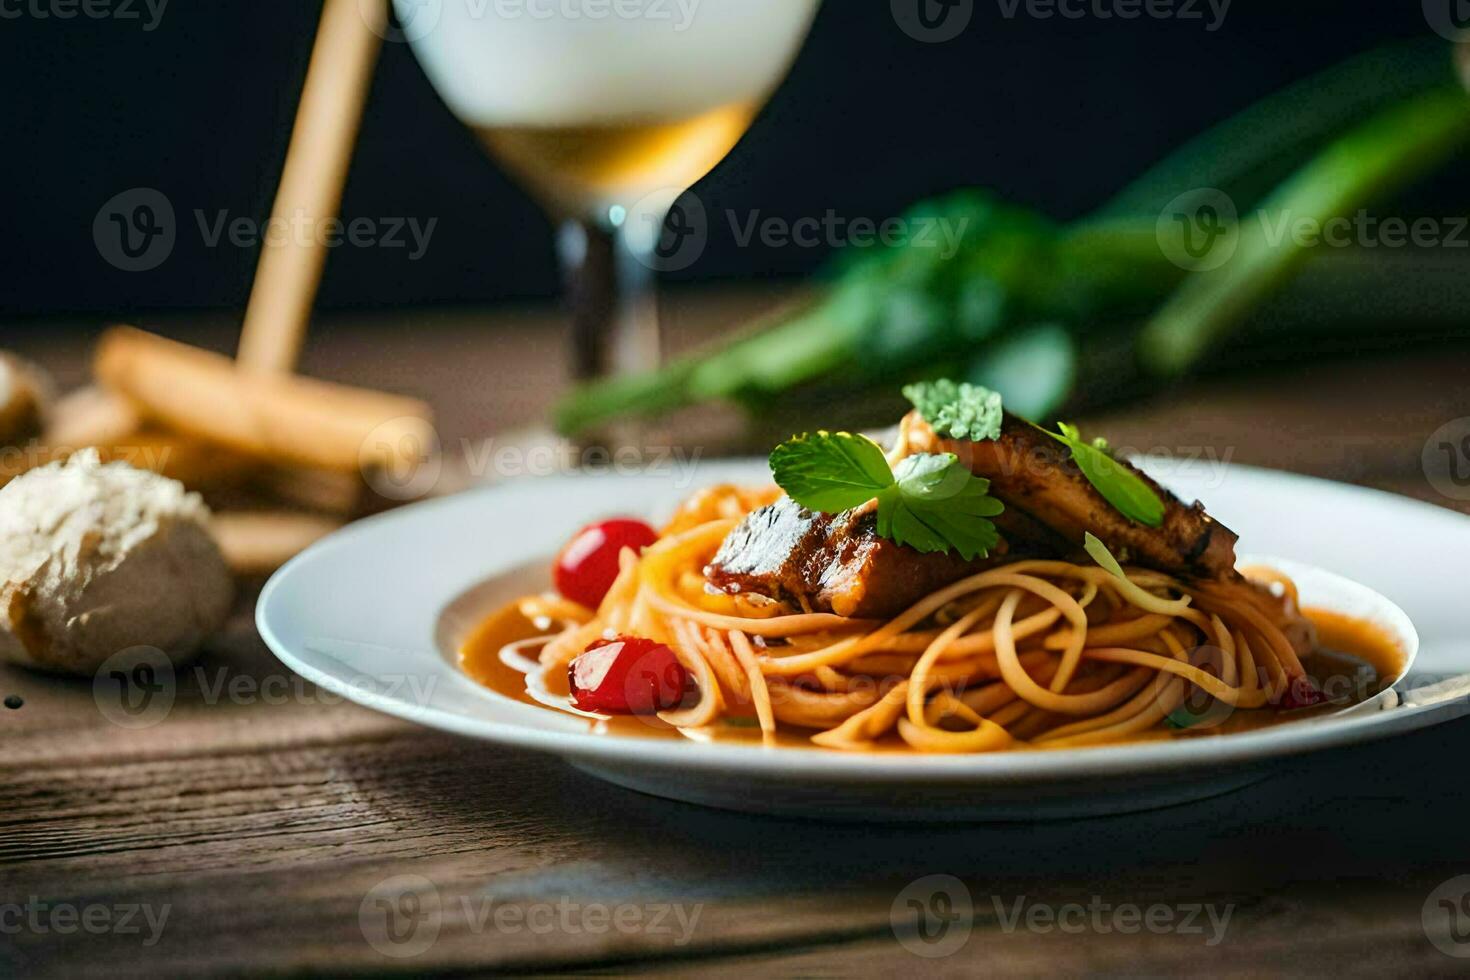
[1043,423,1166,528]
[768,433,1004,560]
[767,431,892,514]
[876,453,1004,560]
[902,379,1003,442]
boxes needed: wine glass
[394,0,821,381]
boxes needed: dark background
[0,2,1459,322]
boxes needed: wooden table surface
[5,290,1470,977]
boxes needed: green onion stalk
[555,41,1470,436]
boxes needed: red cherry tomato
[553,518,659,609]
[568,636,689,714]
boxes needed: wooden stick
[236,0,385,374]
[96,326,434,473]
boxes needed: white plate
[258,459,1470,821]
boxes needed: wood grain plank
[5,302,1470,975]
[5,713,1470,974]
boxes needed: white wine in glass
[396,0,821,380]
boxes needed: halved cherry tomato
[553,518,658,609]
[568,635,688,714]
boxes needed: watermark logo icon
[628,188,708,273]
[1423,417,1470,502]
[1157,644,1235,731]
[892,0,973,42]
[1424,0,1470,41]
[360,417,444,501]
[891,874,973,958]
[1156,188,1238,271]
[360,875,442,958]
[380,0,442,42]
[93,646,176,729]
[94,188,175,272]
[1424,875,1470,957]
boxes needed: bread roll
[0,450,233,675]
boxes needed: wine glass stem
[558,217,662,381]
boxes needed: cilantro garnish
[768,431,1003,560]
[880,453,1005,559]
[1042,422,1165,528]
[902,379,1003,442]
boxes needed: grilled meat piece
[708,496,1066,618]
[707,411,1240,619]
[905,413,1238,580]
[706,496,1004,619]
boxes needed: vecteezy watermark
[933,435,1236,494]
[93,189,437,272]
[726,210,972,261]
[93,646,176,730]
[1423,417,1470,502]
[457,895,703,945]
[891,875,974,958]
[360,417,445,503]
[624,188,975,273]
[457,434,704,487]
[894,0,1229,41]
[890,878,1234,955]
[93,188,176,273]
[994,0,1230,31]
[1423,875,1470,957]
[0,0,168,31]
[1424,0,1470,42]
[992,896,1234,945]
[1100,442,1235,489]
[0,898,171,947]
[190,665,439,711]
[194,209,436,260]
[377,0,700,43]
[624,188,709,273]
[891,0,974,43]
[1254,210,1470,252]
[0,440,176,477]
[358,421,707,503]
[361,876,442,959]
[1157,188,1470,272]
[1151,643,1236,732]
[483,0,700,28]
[90,642,441,729]
[359,875,703,959]
[1155,187,1239,272]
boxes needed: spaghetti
[506,486,1334,754]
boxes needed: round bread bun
[0,450,234,675]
